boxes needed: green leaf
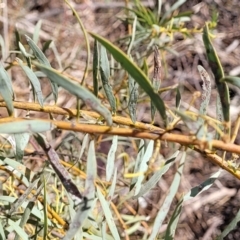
[43,177,48,239]
[184,169,221,200]
[42,40,52,53]
[128,74,139,123]
[93,39,99,97]
[106,135,118,181]
[0,34,6,60]
[0,195,50,223]
[33,20,42,44]
[107,169,117,201]
[18,42,31,58]
[218,204,240,239]
[134,140,154,195]
[79,134,89,160]
[0,65,14,115]
[133,150,180,199]
[203,24,230,124]
[151,46,162,120]
[198,65,212,116]
[175,87,181,109]
[221,76,240,88]
[9,178,39,215]
[0,219,5,240]
[8,219,28,240]
[14,133,30,162]
[127,16,137,56]
[130,139,145,190]
[196,65,212,140]
[0,158,31,187]
[164,197,184,240]
[149,151,186,240]
[25,35,58,102]
[63,140,97,239]
[89,32,167,126]
[97,187,121,240]
[34,62,112,126]
[0,120,54,134]
[160,0,187,24]
[99,45,116,113]
[17,58,44,107]
[14,201,35,240]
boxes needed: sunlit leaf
[196,65,212,140]
[135,140,154,195]
[25,35,58,102]
[14,202,35,240]
[89,32,167,125]
[97,187,121,240]
[34,62,112,126]
[149,151,186,240]
[151,46,162,120]
[130,139,145,190]
[14,133,30,162]
[106,135,118,181]
[203,24,230,125]
[133,150,180,199]
[0,119,54,134]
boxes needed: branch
[1,101,240,179]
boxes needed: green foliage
[1,1,240,240]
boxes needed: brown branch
[0,101,164,133]
[1,101,240,179]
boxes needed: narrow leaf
[221,76,240,88]
[164,197,184,240]
[160,0,187,23]
[130,139,145,190]
[218,206,240,239]
[0,119,54,134]
[33,20,42,44]
[151,46,162,120]
[14,133,30,162]
[9,178,39,215]
[0,65,14,115]
[14,201,35,240]
[203,24,230,124]
[64,140,96,240]
[135,140,154,195]
[100,45,116,112]
[89,32,167,125]
[8,219,28,240]
[176,87,181,109]
[196,65,212,139]
[128,74,139,123]
[198,65,211,116]
[25,35,58,102]
[106,135,118,181]
[133,150,180,199]
[34,62,112,126]
[17,58,44,107]
[93,39,99,97]
[149,151,186,240]
[97,187,121,240]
